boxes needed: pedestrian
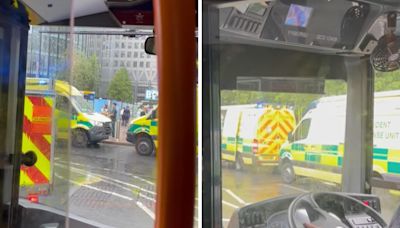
[109,103,117,137]
[101,104,109,116]
[140,105,146,116]
[120,106,125,121]
[123,106,131,126]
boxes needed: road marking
[55,173,133,201]
[222,200,239,209]
[139,192,156,202]
[55,163,156,196]
[136,202,155,220]
[57,160,155,186]
[223,188,246,205]
[223,218,231,222]
[55,173,156,221]
[279,184,308,193]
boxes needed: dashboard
[229,193,382,228]
[219,0,383,54]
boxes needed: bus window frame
[202,2,377,227]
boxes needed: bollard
[115,120,121,140]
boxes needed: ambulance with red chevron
[20,78,111,199]
[221,104,296,170]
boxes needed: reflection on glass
[23,25,159,227]
[72,95,94,113]
[221,80,347,226]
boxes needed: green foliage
[107,68,133,102]
[221,90,320,121]
[375,71,400,91]
[221,80,347,121]
[56,51,101,92]
[220,71,400,121]
[324,80,347,95]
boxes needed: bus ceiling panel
[106,0,198,28]
[22,0,108,24]
[216,44,348,91]
[43,12,120,28]
[106,0,154,27]
[215,0,387,56]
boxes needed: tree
[107,68,133,102]
[57,51,101,92]
[375,71,400,92]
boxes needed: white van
[279,90,400,184]
[222,105,296,169]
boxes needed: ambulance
[279,90,400,184]
[20,78,112,198]
[126,107,158,156]
[221,104,296,170]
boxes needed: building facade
[26,26,158,103]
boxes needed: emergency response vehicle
[222,105,296,169]
[126,107,158,156]
[20,78,112,199]
[280,90,400,184]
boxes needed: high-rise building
[26,26,158,103]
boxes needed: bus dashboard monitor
[284,4,313,28]
[258,0,381,53]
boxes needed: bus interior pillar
[342,57,374,194]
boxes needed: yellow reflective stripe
[43,135,52,144]
[320,154,338,166]
[292,150,305,161]
[388,149,400,162]
[20,173,35,186]
[22,133,51,181]
[374,160,388,173]
[338,144,344,156]
[44,97,53,107]
[12,0,18,8]
[20,170,35,186]
[24,96,34,122]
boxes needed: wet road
[54,143,157,228]
[47,143,400,227]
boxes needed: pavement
[103,122,132,146]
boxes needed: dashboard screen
[285,4,313,28]
[261,0,377,50]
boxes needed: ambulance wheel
[72,129,88,148]
[136,136,154,156]
[281,162,296,184]
[235,154,244,171]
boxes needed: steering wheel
[287,192,387,228]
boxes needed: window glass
[371,71,400,221]
[55,95,69,111]
[220,81,347,226]
[293,119,310,141]
[25,25,159,227]
[205,1,400,227]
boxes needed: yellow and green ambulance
[26,78,112,148]
[126,108,158,156]
[279,91,400,184]
[221,104,296,170]
[21,78,112,201]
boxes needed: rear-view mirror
[145,37,156,55]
